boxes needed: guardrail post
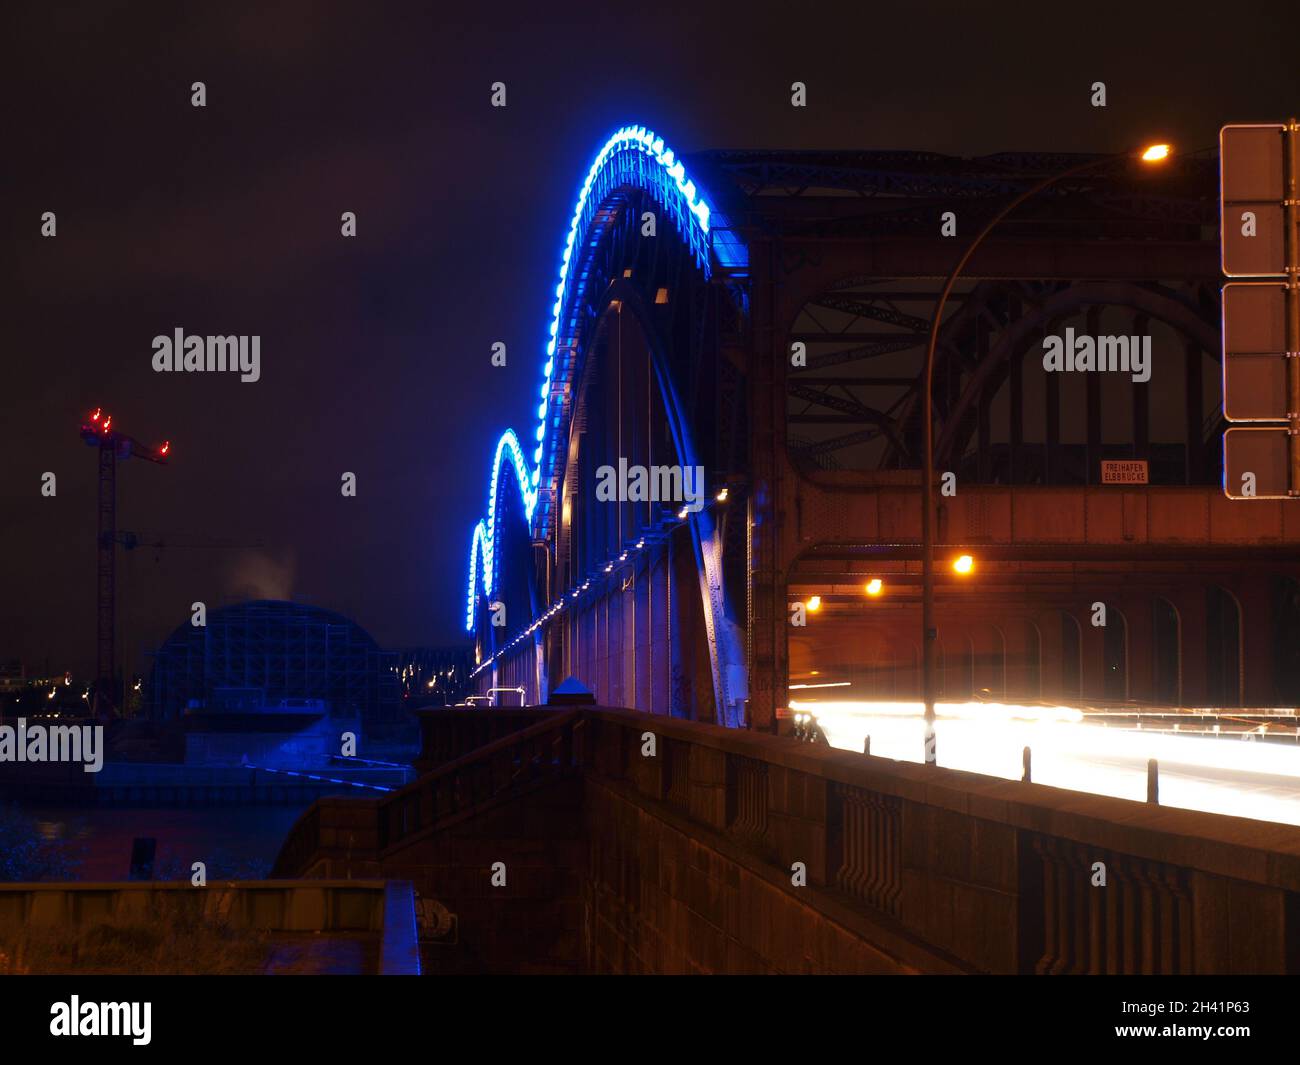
[1147,758,1159,804]
[1022,746,1031,783]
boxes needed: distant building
[392,647,473,706]
[146,600,399,725]
[0,661,28,695]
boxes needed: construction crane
[79,408,169,719]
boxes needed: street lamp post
[919,143,1173,764]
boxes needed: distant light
[1141,143,1172,163]
[677,506,689,520]
[90,408,101,422]
[806,595,822,613]
[716,487,729,502]
[953,554,975,575]
[160,441,170,456]
[865,578,883,597]
[789,681,851,690]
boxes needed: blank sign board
[1220,124,1286,277]
[1224,427,1290,499]
[1222,282,1288,421]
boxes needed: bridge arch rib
[463,124,749,724]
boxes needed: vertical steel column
[667,524,679,716]
[1045,318,1061,484]
[1085,308,1103,483]
[1009,296,1023,483]
[746,237,781,730]
[94,442,116,714]
[1132,313,1150,464]
[976,319,991,482]
[652,539,670,715]
[1184,339,1203,484]
[1285,119,1300,494]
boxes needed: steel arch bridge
[464,126,750,726]
[464,123,1299,727]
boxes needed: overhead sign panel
[1222,282,1289,421]
[1220,123,1286,277]
[1224,427,1291,499]
[1220,121,1297,499]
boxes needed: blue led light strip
[463,124,717,632]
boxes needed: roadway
[791,698,1300,828]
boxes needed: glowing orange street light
[952,554,975,576]
[1140,143,1172,163]
[805,595,822,613]
[865,578,883,597]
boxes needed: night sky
[4,1,1298,677]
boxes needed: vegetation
[0,911,274,975]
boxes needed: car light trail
[793,698,1300,827]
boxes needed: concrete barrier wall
[0,879,393,932]
[0,879,421,975]
[584,710,1300,973]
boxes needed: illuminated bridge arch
[463,124,749,724]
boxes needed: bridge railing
[582,708,1300,974]
[379,710,582,851]
[411,707,567,775]
[273,711,584,877]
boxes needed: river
[16,803,309,880]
